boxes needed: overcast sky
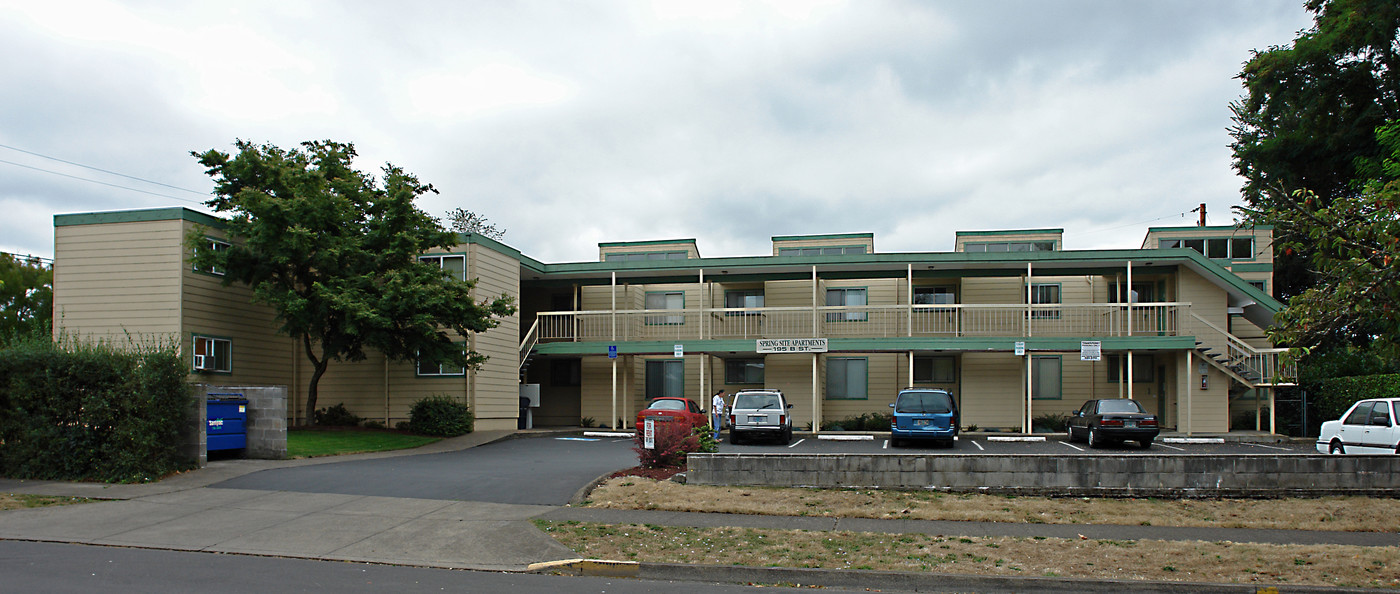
[0,1,1313,263]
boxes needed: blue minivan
[889,388,959,448]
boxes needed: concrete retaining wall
[184,384,288,465]
[687,453,1400,497]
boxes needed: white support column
[812,352,819,433]
[611,357,617,432]
[811,266,819,338]
[908,350,914,388]
[610,272,617,342]
[1024,351,1032,433]
[1185,351,1194,436]
[699,269,705,340]
[1127,350,1134,400]
[907,263,913,337]
[1025,263,1033,338]
[1126,261,1133,337]
[700,352,706,403]
[1269,387,1276,434]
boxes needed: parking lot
[710,434,1315,456]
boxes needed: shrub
[691,426,719,453]
[0,335,193,482]
[407,395,474,437]
[1317,374,1400,423]
[820,412,891,432]
[633,422,702,469]
[314,403,363,426]
[1032,413,1069,433]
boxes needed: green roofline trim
[597,238,698,248]
[54,207,226,230]
[771,233,874,242]
[1147,225,1273,232]
[955,228,1063,237]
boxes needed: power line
[0,158,206,205]
[0,250,52,265]
[0,142,209,196]
[1076,208,1206,237]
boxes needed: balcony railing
[535,302,1184,343]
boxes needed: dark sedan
[635,397,709,433]
[1067,399,1159,449]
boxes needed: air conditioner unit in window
[194,354,208,370]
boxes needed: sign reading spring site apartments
[756,338,829,354]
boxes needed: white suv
[728,389,793,445]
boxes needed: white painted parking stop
[583,431,634,438]
[818,434,874,441]
[1163,437,1225,444]
[987,436,1046,442]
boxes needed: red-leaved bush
[632,422,702,468]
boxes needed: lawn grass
[0,493,93,511]
[536,520,1400,589]
[286,428,441,458]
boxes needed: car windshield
[1097,400,1145,414]
[735,393,781,410]
[646,399,685,411]
[895,391,953,414]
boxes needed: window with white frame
[193,238,230,276]
[964,241,1055,252]
[605,251,690,261]
[646,359,685,398]
[826,357,868,399]
[913,356,956,383]
[913,286,956,305]
[1028,283,1060,319]
[1159,237,1255,260]
[725,358,764,384]
[419,255,467,281]
[192,335,232,373]
[778,246,866,256]
[645,291,685,325]
[825,287,868,322]
[1031,355,1061,399]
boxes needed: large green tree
[1230,0,1400,299]
[190,140,516,424]
[0,253,52,342]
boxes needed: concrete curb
[567,472,614,507]
[530,560,1371,593]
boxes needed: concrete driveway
[211,435,636,505]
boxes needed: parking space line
[1244,443,1290,451]
[788,438,805,448]
[1156,443,1185,451]
[1060,441,1084,452]
[882,440,889,449]
[971,440,984,451]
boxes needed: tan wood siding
[53,220,184,341]
[959,353,1024,429]
[771,236,874,255]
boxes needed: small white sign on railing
[757,338,829,353]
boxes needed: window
[1344,402,1374,425]
[965,241,1055,252]
[1028,283,1060,319]
[725,358,764,384]
[1247,280,1267,293]
[826,357,868,399]
[417,349,465,376]
[1160,237,1254,260]
[825,287,867,322]
[419,255,466,280]
[192,335,232,373]
[1106,354,1154,383]
[1109,282,1155,303]
[645,360,685,398]
[913,356,956,383]
[645,291,684,325]
[778,246,866,256]
[724,290,764,315]
[1031,355,1061,400]
[914,286,956,305]
[193,238,230,276]
[605,251,689,262]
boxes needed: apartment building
[53,208,1292,433]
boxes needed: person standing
[710,389,727,440]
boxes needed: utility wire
[0,158,206,205]
[1076,208,1207,237]
[0,142,209,196]
[0,250,52,265]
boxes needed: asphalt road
[0,540,886,594]
[212,436,636,505]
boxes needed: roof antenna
[1189,203,1206,227]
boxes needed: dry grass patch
[537,520,1400,589]
[0,493,93,511]
[585,477,1400,532]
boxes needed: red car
[635,397,709,432]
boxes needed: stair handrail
[1188,312,1294,385]
[519,318,540,372]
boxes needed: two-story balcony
[534,302,1183,342]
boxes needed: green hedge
[1316,374,1400,422]
[407,395,474,437]
[0,337,194,482]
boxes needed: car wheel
[782,427,792,444]
[1138,438,1153,450]
[1329,439,1344,455]
[942,438,955,449]
[729,431,740,445]
[1067,426,1079,443]
[890,436,901,448]
[1088,427,1103,448]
